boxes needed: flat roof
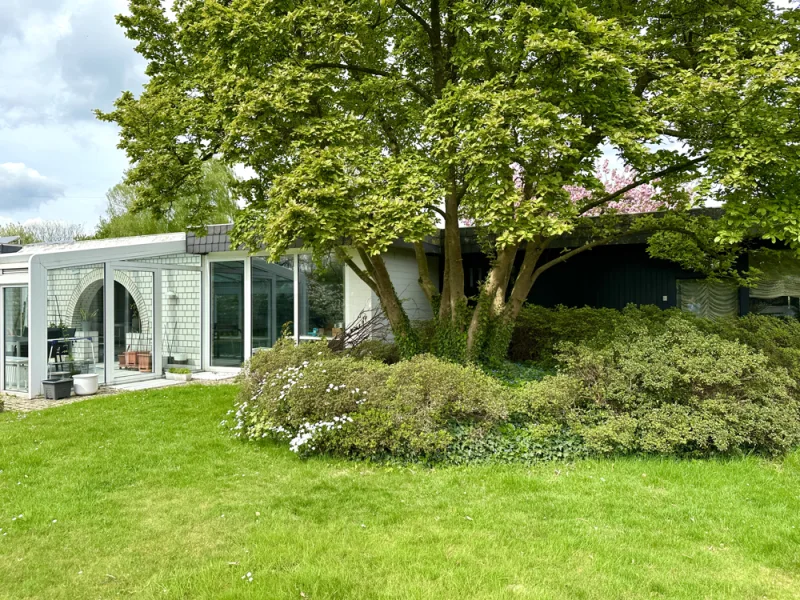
[0,232,188,270]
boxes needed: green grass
[1,385,799,599]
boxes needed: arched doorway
[80,281,145,359]
[66,268,154,382]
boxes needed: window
[677,279,738,319]
[211,261,245,366]
[298,254,344,339]
[3,287,28,392]
[252,256,295,351]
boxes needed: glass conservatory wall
[113,268,155,382]
[46,263,106,384]
[298,253,345,340]
[3,286,29,393]
[252,256,295,352]
[162,268,201,370]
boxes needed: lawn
[1,385,799,600]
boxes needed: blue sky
[0,0,146,231]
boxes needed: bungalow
[0,222,795,398]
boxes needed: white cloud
[0,163,65,212]
[0,0,146,229]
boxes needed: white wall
[344,247,439,335]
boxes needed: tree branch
[307,62,434,105]
[532,238,612,279]
[395,1,432,36]
[338,248,379,295]
[578,155,708,216]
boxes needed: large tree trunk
[340,247,420,358]
[464,240,546,364]
[439,192,466,322]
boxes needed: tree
[0,220,85,244]
[95,159,240,238]
[99,0,800,362]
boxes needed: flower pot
[118,354,126,369]
[138,352,152,373]
[124,351,138,369]
[81,320,91,333]
[43,378,72,400]
[165,372,192,382]
[72,374,98,396]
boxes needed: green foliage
[95,159,240,239]
[235,344,514,462]
[528,318,800,457]
[700,314,800,381]
[237,312,800,463]
[509,305,624,365]
[480,361,553,388]
[168,367,192,375]
[99,0,800,369]
[443,423,587,466]
[346,340,401,365]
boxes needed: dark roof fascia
[186,225,442,256]
[186,209,724,256]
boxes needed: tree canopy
[100,0,800,362]
[95,159,240,239]
[0,221,86,245]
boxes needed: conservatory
[0,233,351,398]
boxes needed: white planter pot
[72,373,99,396]
[165,372,192,382]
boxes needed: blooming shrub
[233,344,515,461]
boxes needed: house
[0,221,795,398]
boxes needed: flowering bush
[232,343,515,461]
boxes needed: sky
[0,0,146,232]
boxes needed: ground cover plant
[1,384,799,599]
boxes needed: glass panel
[211,261,244,366]
[252,256,295,352]
[114,269,155,382]
[162,269,202,370]
[47,264,105,384]
[298,253,345,339]
[4,287,29,392]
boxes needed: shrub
[233,345,516,462]
[703,314,800,381]
[509,305,623,365]
[521,318,800,456]
[346,340,401,364]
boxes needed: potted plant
[78,307,97,333]
[165,367,192,382]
